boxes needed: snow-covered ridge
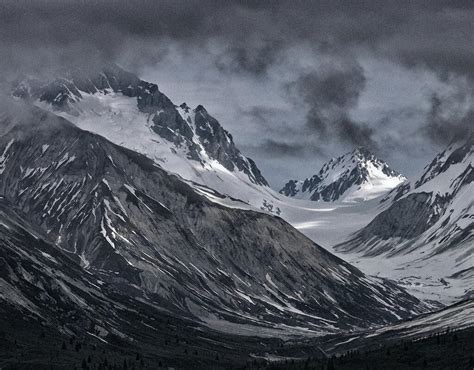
[280,147,406,202]
[12,64,268,192]
[336,136,474,304]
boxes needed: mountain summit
[280,147,406,202]
[12,64,268,190]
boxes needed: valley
[0,64,471,368]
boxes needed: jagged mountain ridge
[12,64,268,189]
[335,136,473,303]
[0,101,427,336]
[280,147,406,202]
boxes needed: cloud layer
[1,0,473,185]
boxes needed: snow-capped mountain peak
[280,147,406,202]
[12,64,269,193]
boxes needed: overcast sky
[1,1,473,187]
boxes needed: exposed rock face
[0,101,426,336]
[193,105,267,183]
[280,147,406,202]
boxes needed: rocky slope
[0,197,293,368]
[280,148,406,202]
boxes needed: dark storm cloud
[239,104,330,161]
[2,1,472,77]
[285,64,378,150]
[424,93,474,145]
[1,0,472,85]
[247,138,327,162]
[214,41,284,77]
[1,0,473,182]
[241,106,276,125]
[260,139,307,157]
[240,106,291,133]
[293,65,367,112]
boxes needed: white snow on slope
[0,139,15,174]
[36,92,276,203]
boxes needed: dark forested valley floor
[1,311,473,370]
